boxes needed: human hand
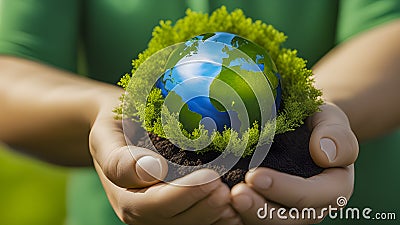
[231,103,359,224]
[88,89,242,225]
[96,164,242,225]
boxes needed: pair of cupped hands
[89,93,359,225]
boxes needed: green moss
[115,6,322,157]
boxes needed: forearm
[313,19,400,141]
[0,56,122,166]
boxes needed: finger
[231,183,324,225]
[146,169,225,218]
[172,184,235,225]
[93,160,143,225]
[89,116,168,188]
[245,166,354,208]
[308,103,359,168]
[212,216,244,225]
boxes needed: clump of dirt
[138,124,323,188]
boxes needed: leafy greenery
[115,6,322,157]
[0,146,67,225]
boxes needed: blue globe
[155,32,282,133]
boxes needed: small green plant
[115,6,322,157]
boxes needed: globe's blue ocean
[155,32,281,133]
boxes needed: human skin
[231,19,400,225]
[231,103,357,224]
[2,18,398,225]
[0,56,239,224]
[0,56,356,225]
[314,19,400,141]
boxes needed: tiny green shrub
[115,6,322,157]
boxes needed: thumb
[308,103,359,168]
[102,145,169,188]
[89,115,168,189]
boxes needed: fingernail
[221,208,235,218]
[248,167,257,173]
[232,217,244,225]
[320,138,337,162]
[232,195,252,212]
[253,176,272,190]
[136,156,162,182]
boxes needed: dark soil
[138,124,323,188]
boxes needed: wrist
[80,83,124,127]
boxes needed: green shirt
[1,0,399,224]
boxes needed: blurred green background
[0,145,67,225]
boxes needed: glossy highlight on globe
[155,32,282,134]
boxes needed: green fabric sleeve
[66,169,125,225]
[0,0,79,72]
[336,0,400,43]
[321,1,400,224]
